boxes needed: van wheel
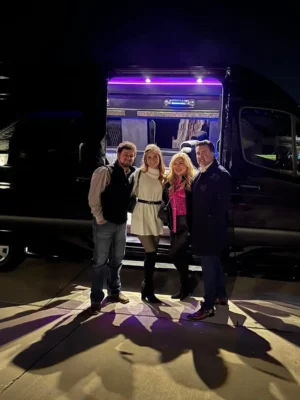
[0,244,25,272]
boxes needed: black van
[1,65,300,270]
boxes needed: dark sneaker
[187,307,215,321]
[89,303,101,315]
[107,292,130,304]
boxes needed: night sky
[1,1,300,102]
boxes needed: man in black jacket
[88,141,136,314]
[188,140,231,321]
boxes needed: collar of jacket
[113,160,136,175]
[200,159,219,173]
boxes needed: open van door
[106,66,227,254]
[222,66,300,248]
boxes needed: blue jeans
[201,256,227,310]
[90,219,127,304]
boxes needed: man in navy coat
[188,140,231,321]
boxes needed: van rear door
[222,65,300,248]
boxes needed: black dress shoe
[201,298,228,306]
[187,307,215,321]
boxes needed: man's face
[196,145,214,168]
[118,149,136,168]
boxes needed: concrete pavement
[0,258,300,399]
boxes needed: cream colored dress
[131,167,164,236]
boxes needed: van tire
[0,244,25,272]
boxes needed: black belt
[138,199,162,205]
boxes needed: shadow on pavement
[9,305,298,399]
[235,301,300,347]
[0,300,69,325]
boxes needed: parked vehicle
[1,65,300,271]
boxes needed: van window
[240,108,294,174]
[0,122,16,166]
[9,113,84,165]
[296,119,300,175]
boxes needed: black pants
[170,216,189,290]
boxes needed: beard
[119,160,133,168]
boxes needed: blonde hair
[140,144,166,182]
[166,152,197,193]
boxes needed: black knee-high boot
[141,251,161,303]
[171,259,190,300]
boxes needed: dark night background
[1,1,300,102]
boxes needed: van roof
[109,66,228,82]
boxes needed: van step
[123,259,202,272]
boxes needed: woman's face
[173,158,187,177]
[146,151,160,169]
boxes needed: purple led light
[108,77,222,86]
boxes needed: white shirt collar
[200,161,214,173]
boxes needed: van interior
[105,74,223,168]
[105,73,223,243]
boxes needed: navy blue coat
[191,160,231,256]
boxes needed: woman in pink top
[161,153,197,300]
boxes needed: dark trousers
[201,256,227,310]
[170,216,189,291]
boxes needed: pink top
[170,183,187,233]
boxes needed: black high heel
[141,281,162,303]
[171,289,190,300]
[171,290,182,299]
[141,293,162,303]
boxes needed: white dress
[131,167,164,236]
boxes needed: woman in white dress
[131,144,166,303]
